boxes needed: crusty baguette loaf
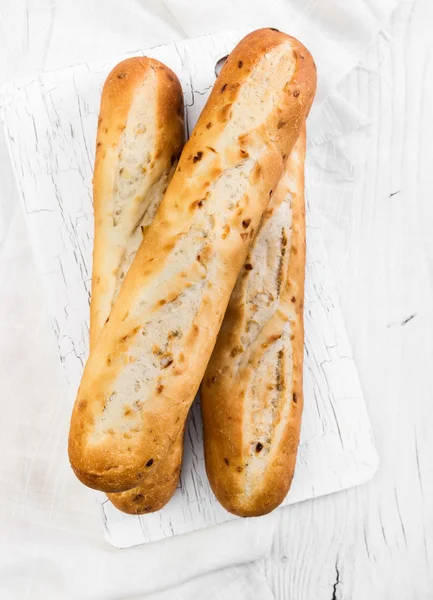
[89,57,185,513]
[202,126,307,517]
[90,56,184,350]
[68,28,317,493]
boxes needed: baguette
[68,28,317,493]
[90,56,184,349]
[90,57,186,512]
[202,126,307,517]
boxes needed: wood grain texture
[264,2,433,598]
[0,30,377,549]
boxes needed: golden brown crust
[202,125,308,517]
[68,29,316,494]
[87,57,185,509]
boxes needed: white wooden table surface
[263,2,433,598]
[0,1,432,598]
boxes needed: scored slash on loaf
[68,28,317,511]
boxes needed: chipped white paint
[0,31,377,549]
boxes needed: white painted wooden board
[0,30,378,549]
